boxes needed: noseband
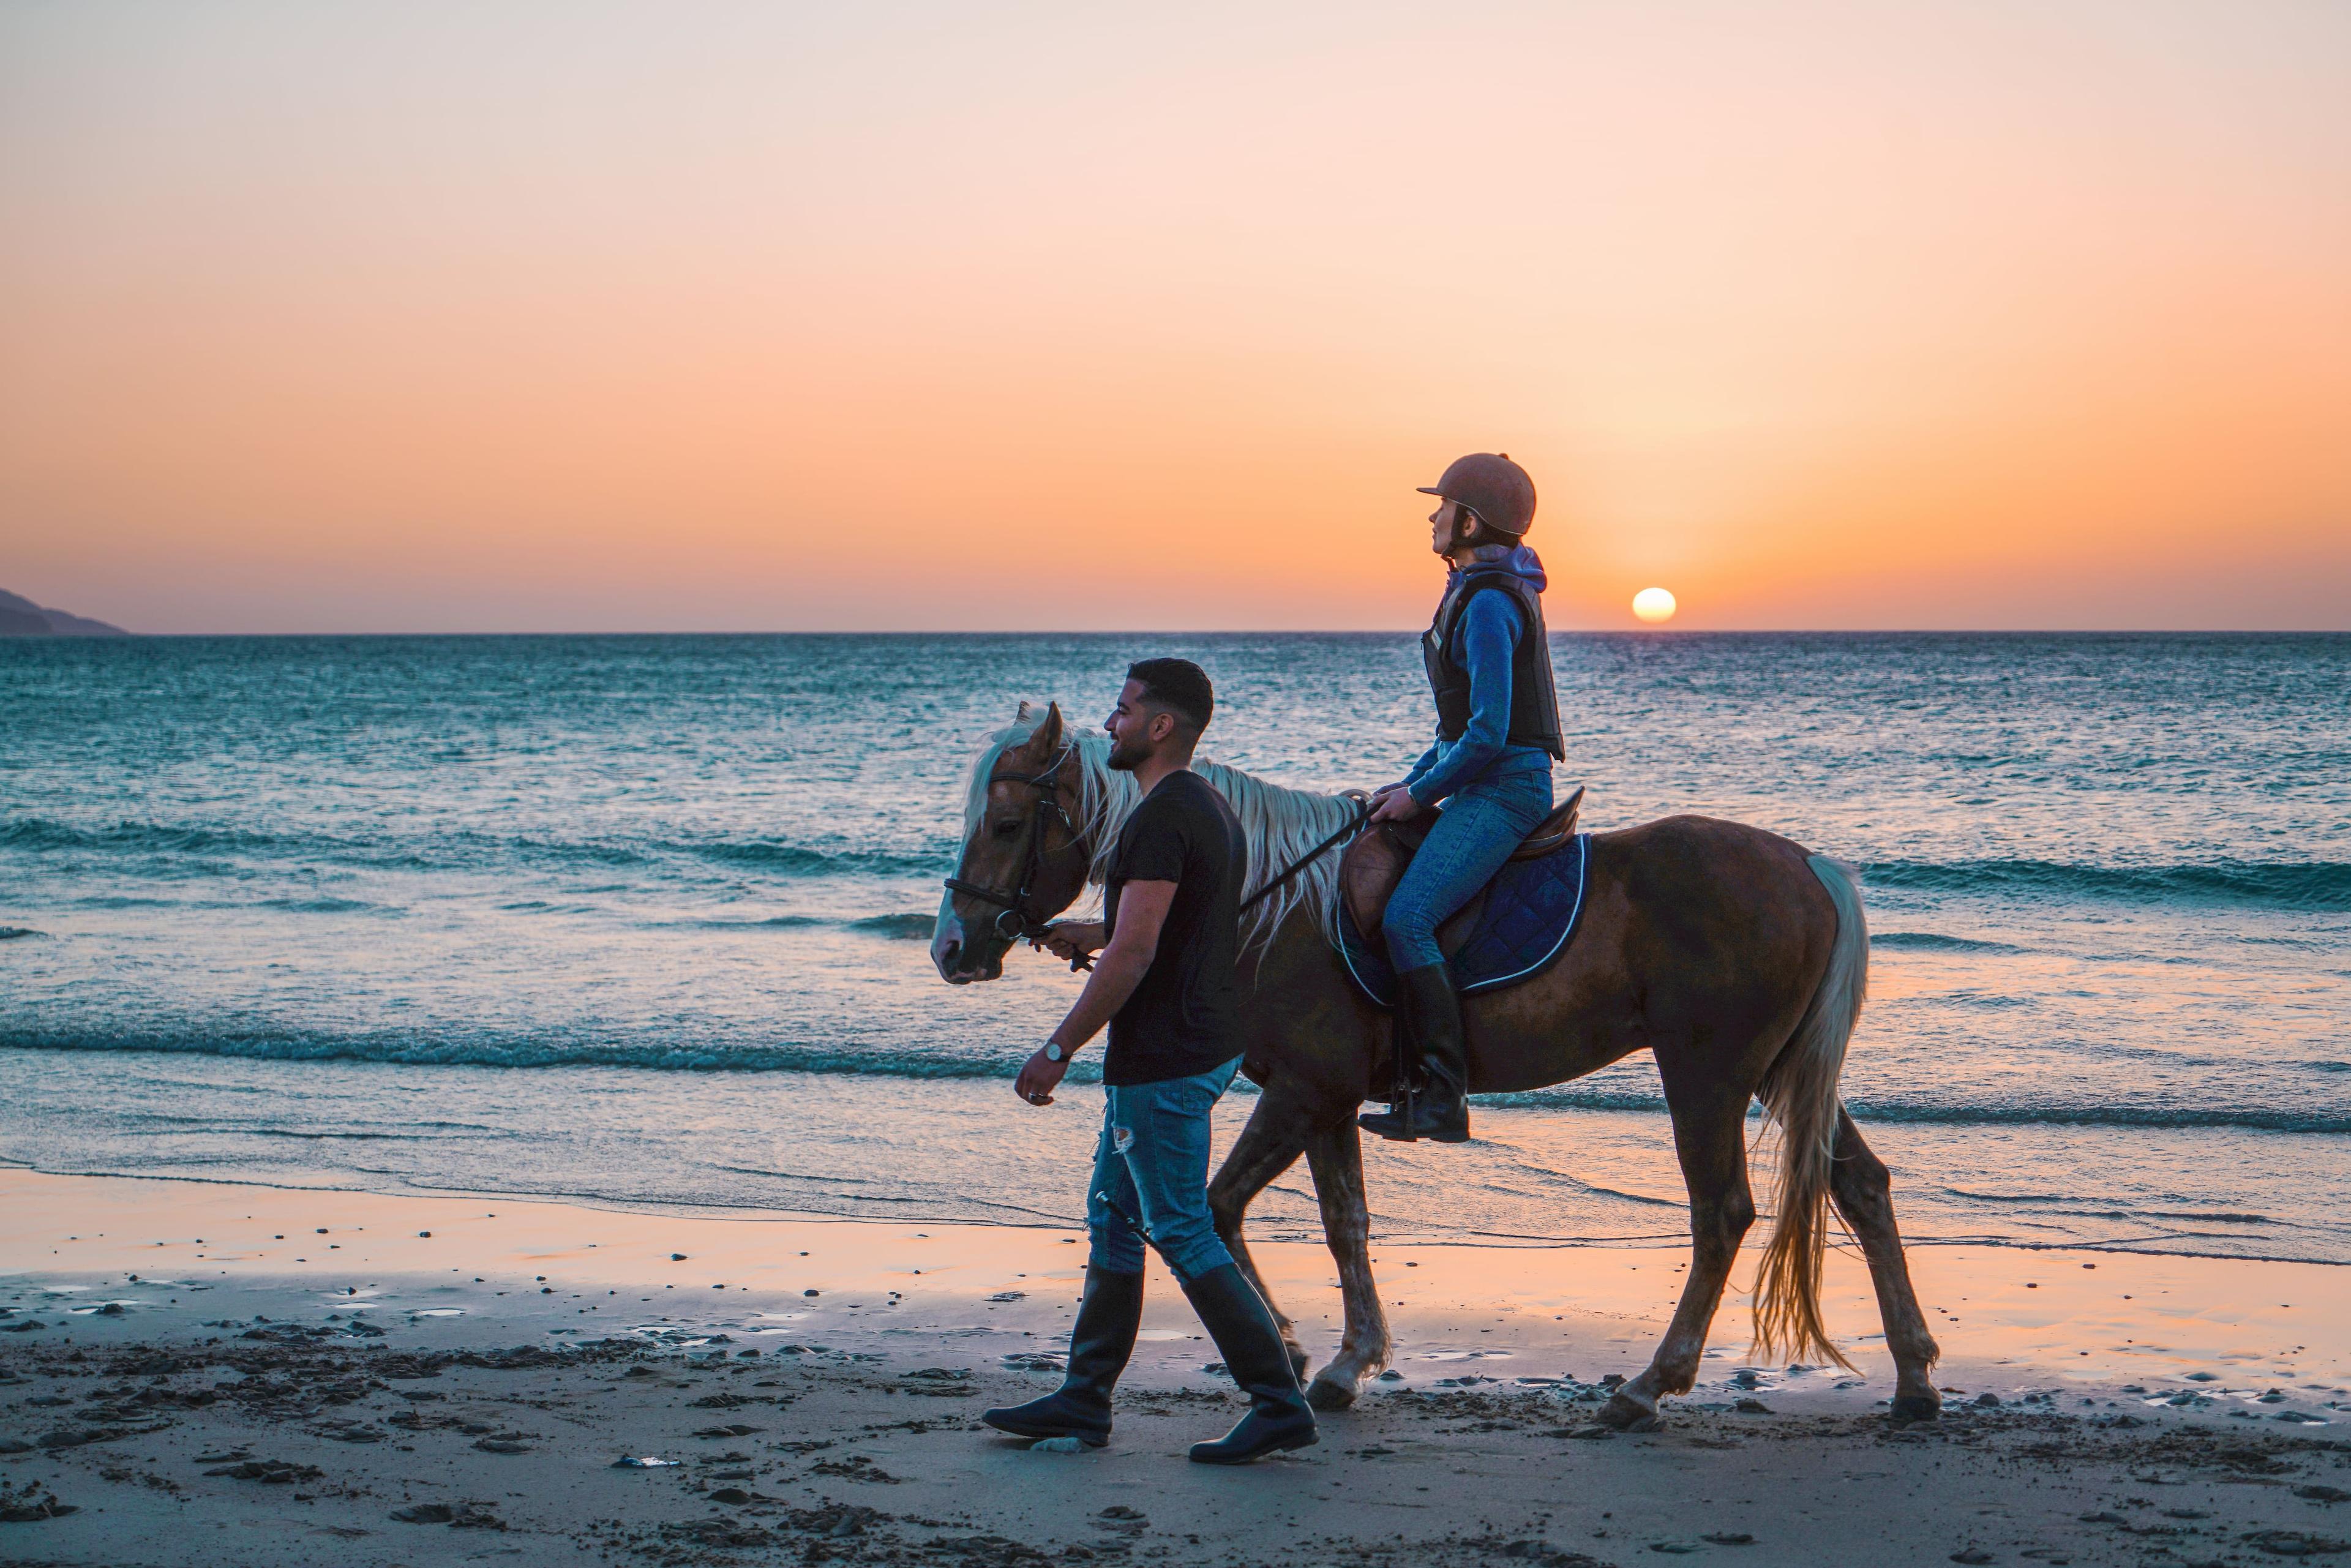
[943,745,1090,960]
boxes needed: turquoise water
[2,634,2347,1259]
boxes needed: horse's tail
[1752,853,1867,1373]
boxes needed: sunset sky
[4,0,2347,632]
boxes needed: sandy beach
[4,1167,2347,1567]
[9,0,2350,1551]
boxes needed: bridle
[943,744,1092,962]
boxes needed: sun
[1632,587,1678,624]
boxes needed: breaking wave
[0,814,943,881]
[1862,858,2351,911]
[4,1031,2344,1134]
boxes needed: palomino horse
[932,702,1943,1429]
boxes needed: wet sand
[3,1168,2348,1566]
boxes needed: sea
[4,633,2347,1266]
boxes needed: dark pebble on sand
[390,1504,500,1523]
[41,1427,152,1450]
[205,1460,323,1484]
[0,1491,78,1524]
[1949,1551,1995,1564]
[2244,1531,2351,1556]
[1734,1398,1772,1414]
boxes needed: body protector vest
[1422,569,1566,762]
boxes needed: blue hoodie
[1403,544,1556,806]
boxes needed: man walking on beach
[980,658,1318,1465]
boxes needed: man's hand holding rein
[1015,887,1172,1106]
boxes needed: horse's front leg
[1302,1117,1389,1410]
[1207,1091,1313,1380]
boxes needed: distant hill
[0,587,129,636]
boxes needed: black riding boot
[1357,964,1472,1144]
[980,1266,1142,1447]
[1180,1263,1318,1464]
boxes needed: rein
[1237,791,1370,913]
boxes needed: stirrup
[1357,1087,1422,1143]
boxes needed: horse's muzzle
[930,902,1005,985]
[934,939,1005,985]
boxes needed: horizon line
[10,626,2350,640]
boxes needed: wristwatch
[1041,1041,1067,1063]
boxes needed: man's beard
[1105,733,1149,772]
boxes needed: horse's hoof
[1889,1391,1943,1425]
[1305,1375,1359,1412]
[1596,1392,1660,1433]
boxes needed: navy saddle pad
[1337,832,1592,1010]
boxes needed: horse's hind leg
[1301,1118,1390,1410]
[1207,1092,1313,1379]
[1600,1090,1755,1432]
[1829,1108,1942,1421]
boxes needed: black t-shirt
[1101,770,1247,1086]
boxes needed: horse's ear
[1015,700,1035,722]
[1032,701,1064,754]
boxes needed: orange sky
[3,0,2347,632]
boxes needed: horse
[931,700,1943,1430]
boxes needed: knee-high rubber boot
[1357,964,1471,1144]
[1180,1263,1318,1464]
[980,1266,1142,1447]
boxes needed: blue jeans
[1086,1056,1242,1281]
[1384,769,1555,970]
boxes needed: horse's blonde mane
[961,711,1357,948]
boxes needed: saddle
[1341,786,1584,952]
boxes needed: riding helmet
[1418,452,1536,538]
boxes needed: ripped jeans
[1084,1056,1242,1281]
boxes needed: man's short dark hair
[1127,658,1214,733]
